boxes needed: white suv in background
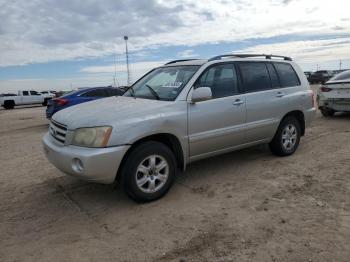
[43,54,316,202]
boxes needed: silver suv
[43,54,316,202]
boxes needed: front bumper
[42,133,130,184]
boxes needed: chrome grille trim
[49,120,68,145]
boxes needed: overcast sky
[0,0,350,92]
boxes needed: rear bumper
[318,98,350,112]
[42,133,130,184]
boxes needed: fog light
[72,158,84,173]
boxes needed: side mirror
[191,87,212,103]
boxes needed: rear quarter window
[81,89,108,97]
[273,63,300,87]
[107,88,124,96]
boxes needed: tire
[320,108,335,117]
[42,98,49,106]
[269,116,301,157]
[3,100,15,109]
[120,141,177,202]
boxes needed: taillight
[320,86,332,92]
[54,98,68,106]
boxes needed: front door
[188,63,246,158]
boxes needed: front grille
[49,120,68,144]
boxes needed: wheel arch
[281,110,305,136]
[115,133,185,183]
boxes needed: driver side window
[194,63,238,99]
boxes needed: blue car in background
[46,86,125,118]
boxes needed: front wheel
[120,141,177,202]
[269,116,301,156]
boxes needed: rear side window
[238,62,271,92]
[266,63,280,88]
[273,63,300,87]
[81,89,108,97]
[107,88,124,96]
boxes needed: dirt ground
[0,91,349,262]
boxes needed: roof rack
[208,54,292,62]
[165,59,199,65]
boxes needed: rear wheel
[269,116,301,156]
[120,141,177,202]
[320,108,335,117]
[3,100,15,109]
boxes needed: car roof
[163,54,293,67]
[163,59,207,66]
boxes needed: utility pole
[113,49,117,87]
[316,64,319,71]
[339,59,342,70]
[124,36,130,86]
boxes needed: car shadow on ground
[26,112,350,216]
[30,144,270,215]
[0,104,44,111]
[332,112,350,118]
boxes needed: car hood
[52,96,171,130]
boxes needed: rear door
[188,62,246,157]
[237,61,290,143]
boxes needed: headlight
[72,126,112,148]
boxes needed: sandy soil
[0,94,349,262]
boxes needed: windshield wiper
[145,84,160,100]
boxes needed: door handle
[276,92,285,98]
[233,99,244,106]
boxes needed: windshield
[330,70,350,81]
[124,65,200,101]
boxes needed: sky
[0,0,350,93]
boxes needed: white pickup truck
[0,90,53,109]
